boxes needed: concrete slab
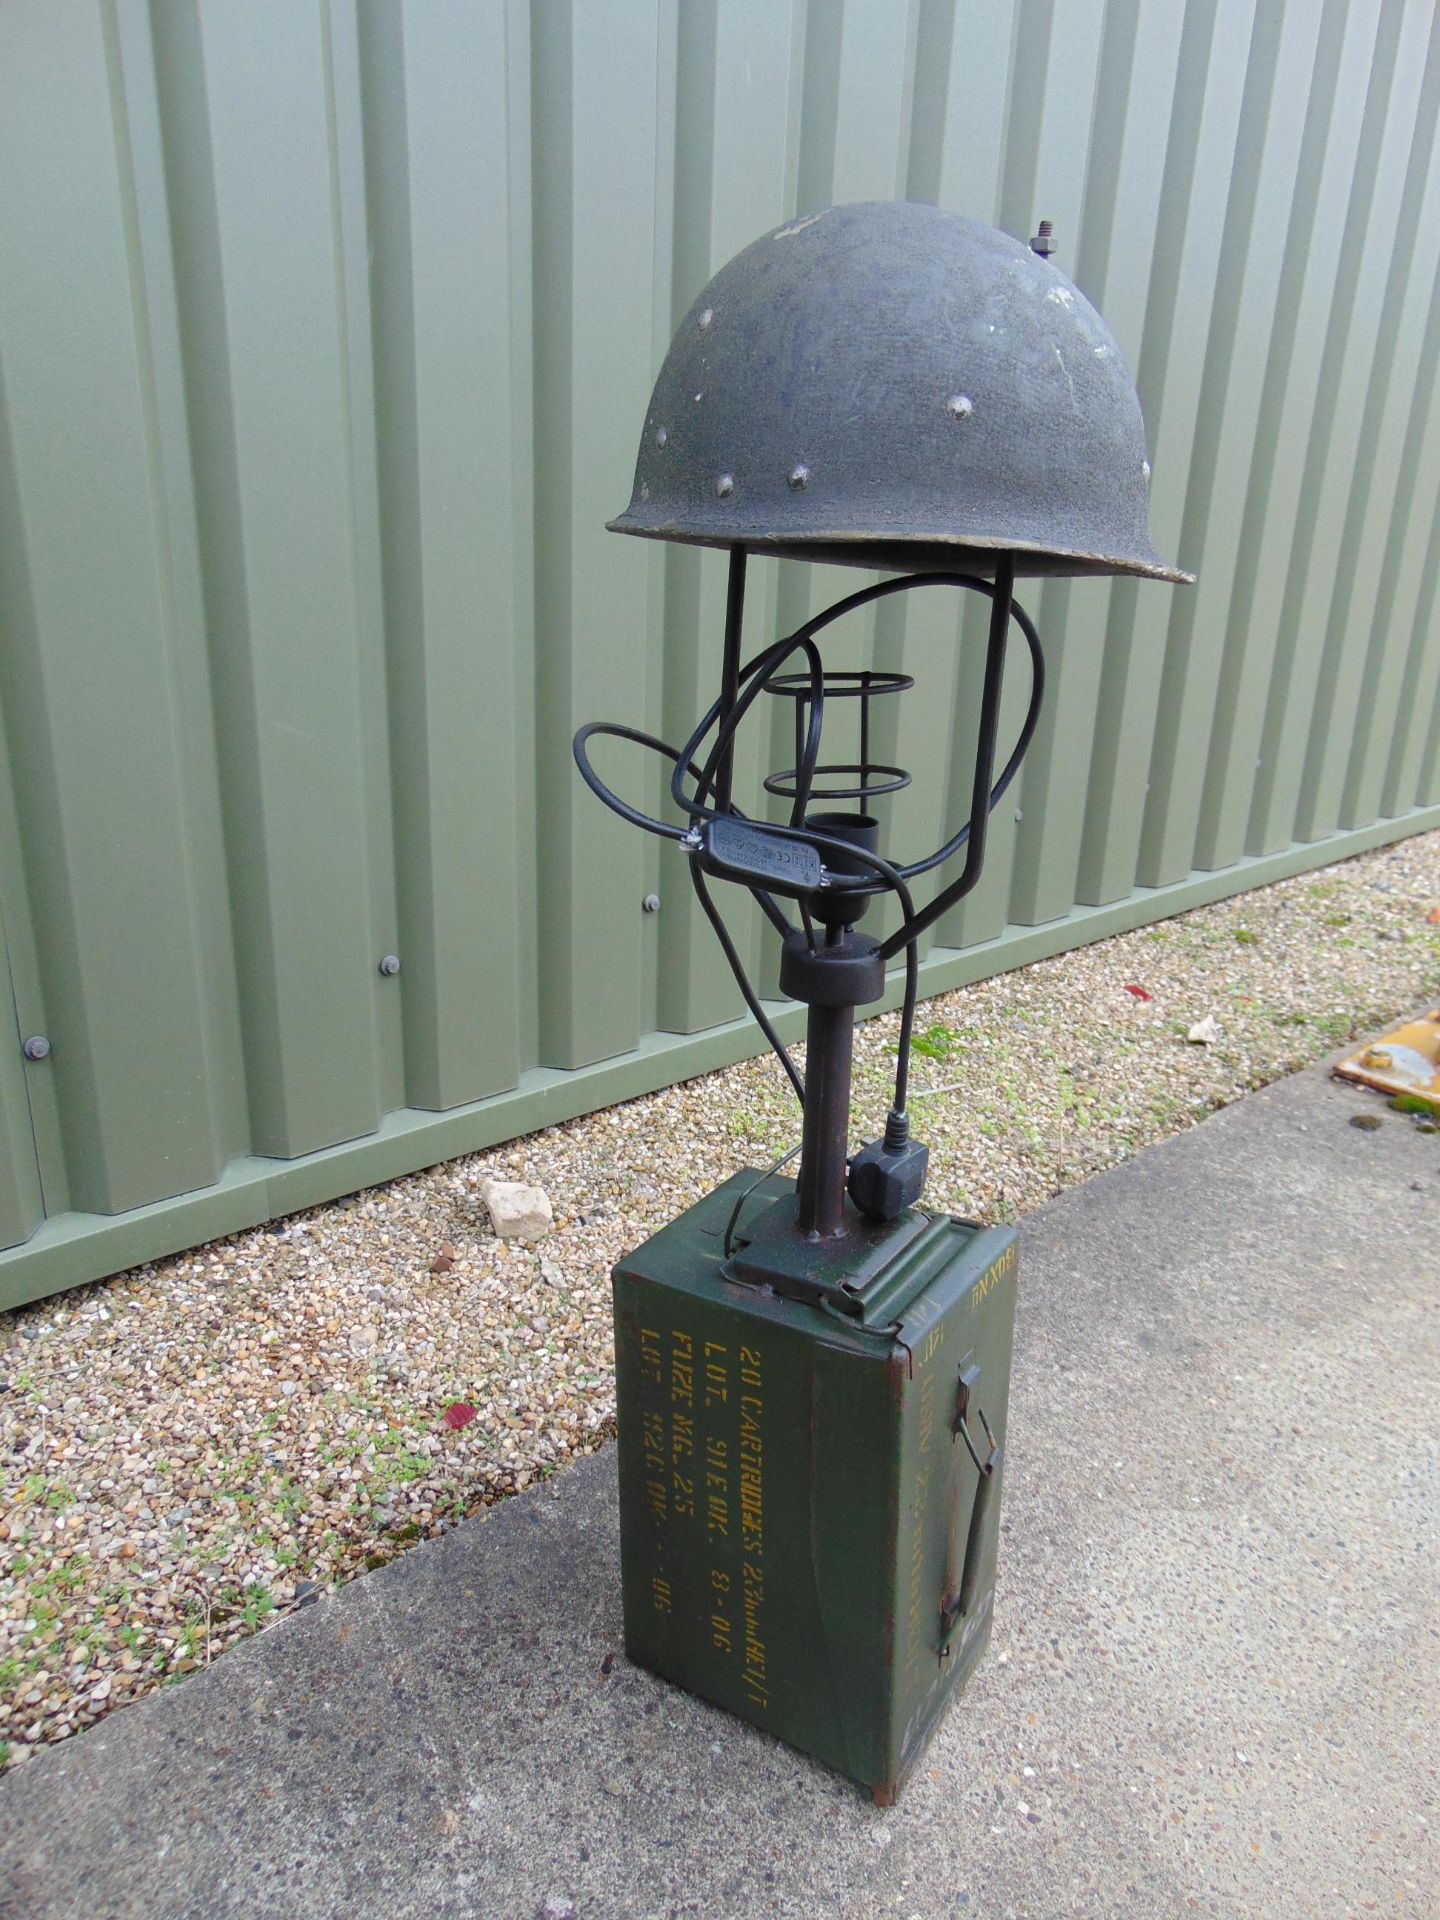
[0,1066,1435,1920]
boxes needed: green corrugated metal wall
[0,0,1438,1308]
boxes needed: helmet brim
[607,515,1195,586]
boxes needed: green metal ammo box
[613,1171,1018,1803]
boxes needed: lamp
[575,201,1190,1802]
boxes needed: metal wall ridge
[0,0,1437,1306]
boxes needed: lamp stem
[795,999,855,1238]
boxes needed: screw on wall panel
[787,464,811,491]
[1029,218,1055,257]
[642,894,661,914]
[22,1036,51,1061]
[946,394,974,421]
[716,473,734,498]
[378,955,401,976]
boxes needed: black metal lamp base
[722,1182,929,1311]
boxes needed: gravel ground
[1,830,1437,1769]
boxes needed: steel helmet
[609,200,1190,583]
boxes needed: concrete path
[1,1064,1435,1920]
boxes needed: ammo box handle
[939,1365,999,1654]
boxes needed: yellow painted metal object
[1334,1011,1440,1110]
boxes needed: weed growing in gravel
[239,1588,275,1633]
[909,1022,961,1062]
[376,1449,432,1489]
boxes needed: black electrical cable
[572,719,805,1089]
[573,721,693,842]
[893,936,920,1119]
[690,863,806,1106]
[722,1140,803,1258]
[572,719,792,934]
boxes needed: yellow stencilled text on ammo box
[641,1406,667,1521]
[670,1328,696,1516]
[639,1325,663,1384]
[971,1244,1016,1312]
[737,1343,768,1710]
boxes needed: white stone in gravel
[478,1179,554,1242]
[1187,1013,1221,1045]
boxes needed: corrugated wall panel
[1340,242,1440,832]
[1424,679,1440,804]
[1076,0,1225,907]
[0,0,1437,1304]
[1137,0,1324,887]
[994,0,1109,930]
[531,0,662,1071]
[1296,10,1440,844]
[1307,21,1440,841]
[1191,0,1376,873]
[154,0,389,1157]
[0,3,223,1214]
[1070,0,1190,906]
[1382,485,1440,817]
[0,876,43,1252]
[359,0,525,1110]
[1247,0,1430,857]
